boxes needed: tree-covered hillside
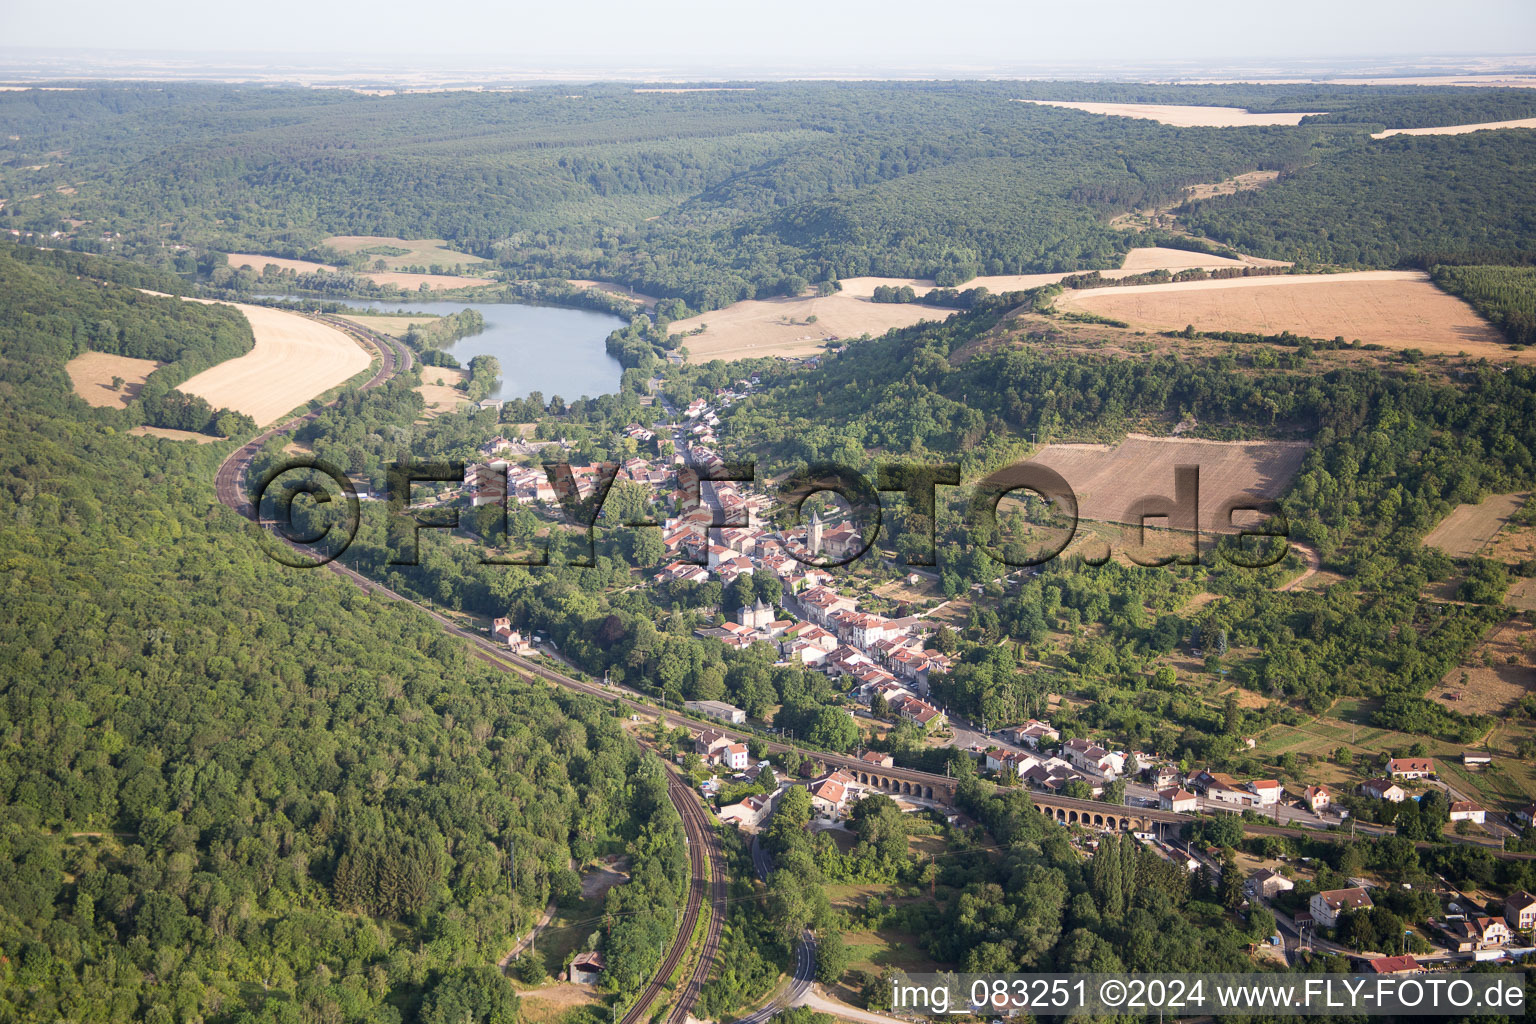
[0,251,676,1023]
[6,82,1535,311]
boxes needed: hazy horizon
[3,0,1534,79]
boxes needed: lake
[343,298,627,402]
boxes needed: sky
[3,0,1534,72]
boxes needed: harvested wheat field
[1435,617,1536,716]
[67,351,163,408]
[1014,100,1322,127]
[360,270,493,291]
[840,247,1283,301]
[226,253,337,275]
[177,303,372,427]
[127,425,223,443]
[1026,433,1311,536]
[670,292,948,361]
[1423,492,1530,558]
[1056,271,1522,358]
[1372,117,1536,139]
[416,366,471,418]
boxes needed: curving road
[737,836,817,1024]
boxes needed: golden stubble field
[1422,492,1530,558]
[1056,270,1523,358]
[674,247,1282,361]
[176,301,373,427]
[65,351,162,408]
[1013,100,1322,126]
[1372,118,1536,139]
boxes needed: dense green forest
[0,252,679,1023]
[1182,131,1536,266]
[0,244,258,436]
[6,82,1535,313]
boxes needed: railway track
[666,766,726,1024]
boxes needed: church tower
[807,508,823,555]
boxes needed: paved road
[736,837,817,1024]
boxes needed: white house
[1246,779,1282,806]
[1387,757,1435,780]
[1360,779,1407,803]
[1449,800,1486,824]
[1310,887,1373,928]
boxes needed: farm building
[570,951,606,985]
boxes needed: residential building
[1449,800,1486,824]
[1310,887,1374,928]
[723,743,750,771]
[1304,785,1332,814]
[1001,719,1060,749]
[1359,779,1407,803]
[1504,890,1536,932]
[693,730,734,762]
[1158,788,1197,812]
[1062,738,1123,778]
[901,699,946,731]
[1387,757,1435,780]
[719,794,773,829]
[860,750,895,768]
[1245,868,1295,900]
[1364,955,1422,975]
[808,770,855,819]
[1247,779,1282,806]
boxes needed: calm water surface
[344,298,626,401]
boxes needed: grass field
[66,351,162,408]
[176,302,372,427]
[1026,433,1310,537]
[1434,616,1535,717]
[1372,118,1536,139]
[336,312,439,337]
[324,235,489,270]
[1014,100,1322,126]
[226,253,337,275]
[1247,696,1536,808]
[1422,492,1530,557]
[415,366,470,418]
[1055,271,1520,358]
